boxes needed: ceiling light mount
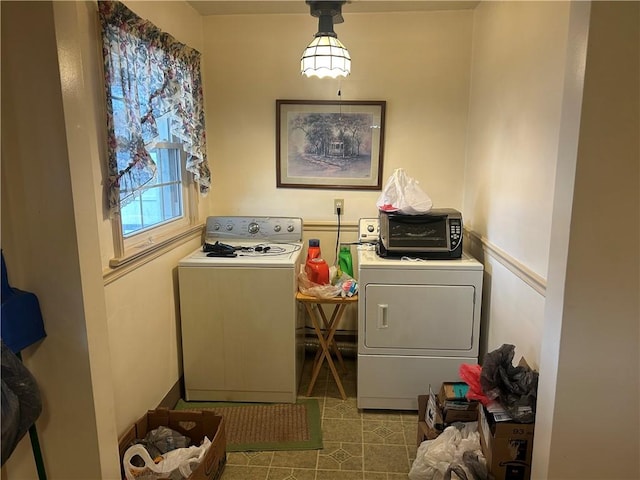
[309,0,344,36]
[301,1,351,79]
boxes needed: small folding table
[296,292,358,400]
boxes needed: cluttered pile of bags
[462,343,538,423]
[409,344,539,480]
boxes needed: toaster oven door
[381,213,449,251]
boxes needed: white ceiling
[186,1,480,16]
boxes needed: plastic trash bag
[409,422,488,480]
[123,437,211,480]
[480,344,538,423]
[130,426,191,465]
[444,451,489,480]
[376,168,433,215]
[1,340,43,465]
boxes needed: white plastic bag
[376,168,433,215]
[123,437,211,480]
[298,265,341,299]
[331,267,358,298]
[408,423,486,480]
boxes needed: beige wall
[202,10,473,222]
[464,1,574,364]
[538,2,639,478]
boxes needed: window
[99,1,210,266]
[120,117,188,238]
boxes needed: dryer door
[364,284,476,353]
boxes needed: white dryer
[178,216,304,403]
[357,219,483,410]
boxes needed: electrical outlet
[334,198,344,215]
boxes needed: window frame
[121,144,193,235]
[108,187,200,269]
[108,117,201,269]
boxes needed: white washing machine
[178,216,304,403]
[357,218,483,410]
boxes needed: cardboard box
[478,403,535,480]
[417,394,441,445]
[417,383,480,445]
[439,382,470,402]
[438,382,479,423]
[118,408,227,480]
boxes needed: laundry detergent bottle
[305,239,329,285]
[338,245,354,277]
[307,239,321,261]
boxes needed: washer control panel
[206,216,303,242]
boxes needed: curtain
[98,0,210,217]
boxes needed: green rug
[174,398,322,452]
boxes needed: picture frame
[276,99,386,190]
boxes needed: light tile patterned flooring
[219,353,418,480]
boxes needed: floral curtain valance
[98,0,210,217]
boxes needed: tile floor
[219,353,419,480]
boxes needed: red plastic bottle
[305,239,329,285]
[307,258,330,285]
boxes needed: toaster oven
[377,208,463,259]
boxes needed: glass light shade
[301,35,351,79]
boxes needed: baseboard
[158,378,184,409]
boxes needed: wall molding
[303,220,359,233]
[103,226,203,285]
[465,228,547,296]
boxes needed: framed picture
[276,99,386,190]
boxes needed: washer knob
[367,224,374,232]
[248,222,259,234]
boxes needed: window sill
[103,224,203,285]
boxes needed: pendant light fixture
[301,1,351,79]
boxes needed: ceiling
[186,1,480,16]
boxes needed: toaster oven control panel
[450,218,462,250]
